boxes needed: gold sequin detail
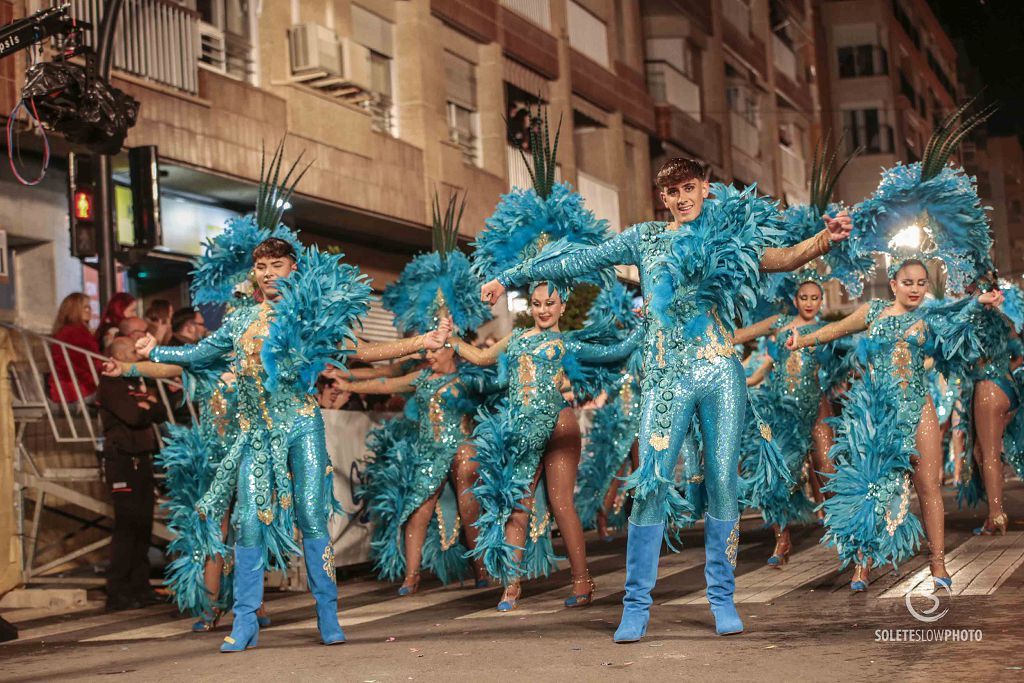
[257,507,274,525]
[892,340,912,390]
[656,331,666,368]
[620,379,634,416]
[428,391,445,440]
[221,554,234,576]
[535,232,550,251]
[785,348,804,393]
[649,433,670,451]
[298,397,317,417]
[529,507,551,542]
[325,464,334,475]
[759,423,772,441]
[208,388,229,437]
[436,506,462,551]
[517,355,537,406]
[885,474,912,536]
[695,323,737,361]
[726,523,740,567]
[279,494,292,510]
[322,544,336,582]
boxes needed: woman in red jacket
[49,293,102,405]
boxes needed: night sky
[928,0,1024,141]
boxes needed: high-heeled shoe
[398,572,420,597]
[613,522,664,643]
[973,513,1008,536]
[303,536,346,645]
[850,564,869,592]
[220,546,262,653]
[192,608,222,633]
[496,581,521,612]
[766,532,791,568]
[932,575,953,591]
[564,575,596,608]
[474,578,490,589]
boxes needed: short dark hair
[171,306,198,333]
[656,157,708,189]
[252,237,297,262]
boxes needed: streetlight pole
[92,0,124,307]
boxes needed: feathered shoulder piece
[1000,280,1024,333]
[584,281,639,337]
[190,142,306,305]
[650,182,783,333]
[383,191,492,335]
[262,246,372,392]
[471,105,611,289]
[853,97,996,294]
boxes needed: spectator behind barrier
[118,316,148,343]
[144,299,174,345]
[97,292,138,352]
[98,335,168,612]
[48,292,102,405]
[168,306,208,346]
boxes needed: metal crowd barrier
[1,322,191,583]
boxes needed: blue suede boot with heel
[704,514,743,636]
[220,545,263,652]
[303,536,346,645]
[613,522,664,643]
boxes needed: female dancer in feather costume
[482,156,852,640]
[958,280,1024,534]
[451,282,641,611]
[340,192,494,593]
[732,275,835,566]
[788,260,1002,589]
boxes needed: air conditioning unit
[289,23,341,76]
[339,37,372,92]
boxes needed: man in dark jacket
[99,336,168,611]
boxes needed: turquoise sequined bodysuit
[470,326,640,583]
[499,206,792,527]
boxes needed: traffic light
[68,152,98,258]
[129,145,161,249]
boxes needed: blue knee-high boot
[704,514,743,636]
[220,545,263,652]
[613,522,664,643]
[303,536,346,645]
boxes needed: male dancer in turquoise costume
[140,237,449,651]
[481,158,852,641]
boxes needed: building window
[893,1,920,48]
[567,1,610,68]
[196,0,255,82]
[445,52,481,166]
[352,5,397,136]
[499,0,551,31]
[843,108,894,154]
[837,45,888,78]
[726,85,759,126]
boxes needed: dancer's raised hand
[135,333,157,359]
[481,279,506,306]
[824,210,852,242]
[786,328,800,351]
[422,328,447,351]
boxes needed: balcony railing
[500,0,551,30]
[68,0,201,94]
[646,61,701,121]
[197,21,254,83]
[722,0,751,36]
[772,34,798,83]
[730,111,760,159]
[779,144,806,189]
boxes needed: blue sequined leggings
[237,427,331,547]
[630,357,746,523]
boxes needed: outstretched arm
[450,334,510,366]
[335,371,419,395]
[141,327,233,367]
[731,314,781,345]
[481,229,640,305]
[789,303,870,350]
[103,359,184,380]
[760,212,851,273]
[572,325,644,364]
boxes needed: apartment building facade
[964,134,1024,281]
[0,0,656,334]
[641,0,820,220]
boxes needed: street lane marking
[662,543,836,605]
[878,532,1024,598]
[4,603,176,644]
